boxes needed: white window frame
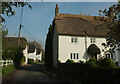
[71,37,78,43]
[90,37,96,43]
[70,53,79,59]
[105,53,114,60]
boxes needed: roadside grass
[2,64,15,77]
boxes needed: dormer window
[90,38,96,43]
[71,37,78,43]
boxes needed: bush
[28,59,38,64]
[58,60,61,63]
[79,60,84,63]
[86,57,98,67]
[28,59,34,64]
[66,59,74,63]
[97,57,116,68]
[2,47,24,69]
[21,56,25,63]
[13,48,23,68]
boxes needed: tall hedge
[45,24,54,68]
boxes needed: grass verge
[2,64,15,77]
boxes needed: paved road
[2,63,66,84]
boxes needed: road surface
[2,63,69,84]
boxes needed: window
[90,38,96,43]
[70,53,79,59]
[105,53,114,59]
[70,53,72,59]
[71,37,78,43]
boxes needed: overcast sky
[2,2,116,49]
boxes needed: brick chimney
[55,4,59,16]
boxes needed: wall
[23,46,42,63]
[58,35,107,63]
[23,45,28,64]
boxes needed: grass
[2,64,15,77]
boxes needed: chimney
[55,4,59,16]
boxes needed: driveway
[2,63,67,84]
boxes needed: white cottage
[23,41,43,64]
[46,4,120,67]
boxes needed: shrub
[79,60,84,63]
[28,59,34,64]
[86,57,98,67]
[97,57,116,68]
[21,56,25,63]
[28,59,38,64]
[58,60,61,63]
[13,48,23,69]
[66,59,74,63]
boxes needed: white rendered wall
[27,49,42,61]
[23,45,28,64]
[58,35,107,63]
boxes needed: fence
[0,60,13,67]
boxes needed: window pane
[70,53,72,59]
[111,55,113,59]
[71,38,73,42]
[105,54,107,58]
[93,38,95,43]
[90,38,92,43]
[74,53,75,59]
[75,38,77,43]
[108,54,110,58]
[77,53,79,59]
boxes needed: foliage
[97,57,116,68]
[98,1,120,49]
[58,60,61,63]
[66,59,74,63]
[86,57,116,68]
[28,59,38,64]
[2,2,32,22]
[45,24,54,67]
[28,59,34,64]
[13,48,24,69]
[21,56,25,63]
[79,60,84,63]
[86,57,98,67]
[0,26,8,43]
[2,46,18,60]
[2,64,15,77]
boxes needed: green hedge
[66,59,74,63]
[28,59,38,64]
[2,64,15,77]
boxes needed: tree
[1,2,32,22]
[98,1,120,50]
[1,2,32,40]
[45,24,54,68]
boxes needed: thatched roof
[54,13,109,37]
[28,41,42,55]
[2,37,28,50]
[87,44,101,55]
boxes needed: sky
[2,2,116,49]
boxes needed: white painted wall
[27,49,42,61]
[23,45,42,64]
[23,45,28,64]
[58,35,107,63]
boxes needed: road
[2,63,68,84]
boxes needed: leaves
[1,2,32,23]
